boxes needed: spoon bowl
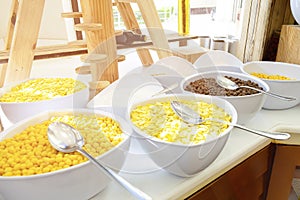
[48,122,84,153]
[216,75,296,101]
[171,101,291,140]
[48,122,152,200]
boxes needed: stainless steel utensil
[216,75,296,101]
[48,122,152,200]
[170,101,291,140]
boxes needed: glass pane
[113,0,245,38]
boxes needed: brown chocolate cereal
[185,76,263,96]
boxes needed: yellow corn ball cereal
[0,114,125,177]
[250,72,293,80]
[0,78,87,103]
[130,101,231,145]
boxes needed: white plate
[291,0,300,25]
[194,50,243,68]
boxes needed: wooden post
[116,2,141,34]
[0,0,19,86]
[80,0,118,97]
[234,0,273,62]
[276,25,300,64]
[136,48,154,66]
[4,0,45,84]
[136,0,171,59]
[267,145,300,200]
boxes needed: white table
[88,77,300,199]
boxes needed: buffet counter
[90,99,300,199]
[1,55,299,199]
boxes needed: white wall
[0,0,68,41]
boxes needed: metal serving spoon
[216,75,297,101]
[48,122,152,200]
[170,101,291,140]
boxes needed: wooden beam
[136,0,171,59]
[136,48,154,66]
[74,23,103,31]
[235,0,273,62]
[116,1,141,34]
[4,0,45,84]
[117,0,137,3]
[0,34,199,64]
[0,43,87,64]
[262,0,295,60]
[0,0,19,87]
[61,12,83,18]
[71,0,83,40]
[276,25,300,64]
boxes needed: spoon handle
[77,149,152,200]
[231,123,291,140]
[240,85,297,101]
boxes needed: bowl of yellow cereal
[0,77,89,123]
[128,94,237,177]
[242,61,300,109]
[0,109,132,200]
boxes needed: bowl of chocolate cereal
[242,61,300,109]
[181,71,269,124]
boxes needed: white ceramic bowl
[127,94,237,177]
[291,0,300,25]
[242,61,300,109]
[0,78,89,123]
[180,71,269,124]
[0,109,132,200]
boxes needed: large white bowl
[0,78,89,123]
[242,61,300,109]
[180,71,269,124]
[0,109,132,200]
[127,94,237,177]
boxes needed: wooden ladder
[0,0,171,93]
[0,0,45,86]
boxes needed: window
[113,0,244,38]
